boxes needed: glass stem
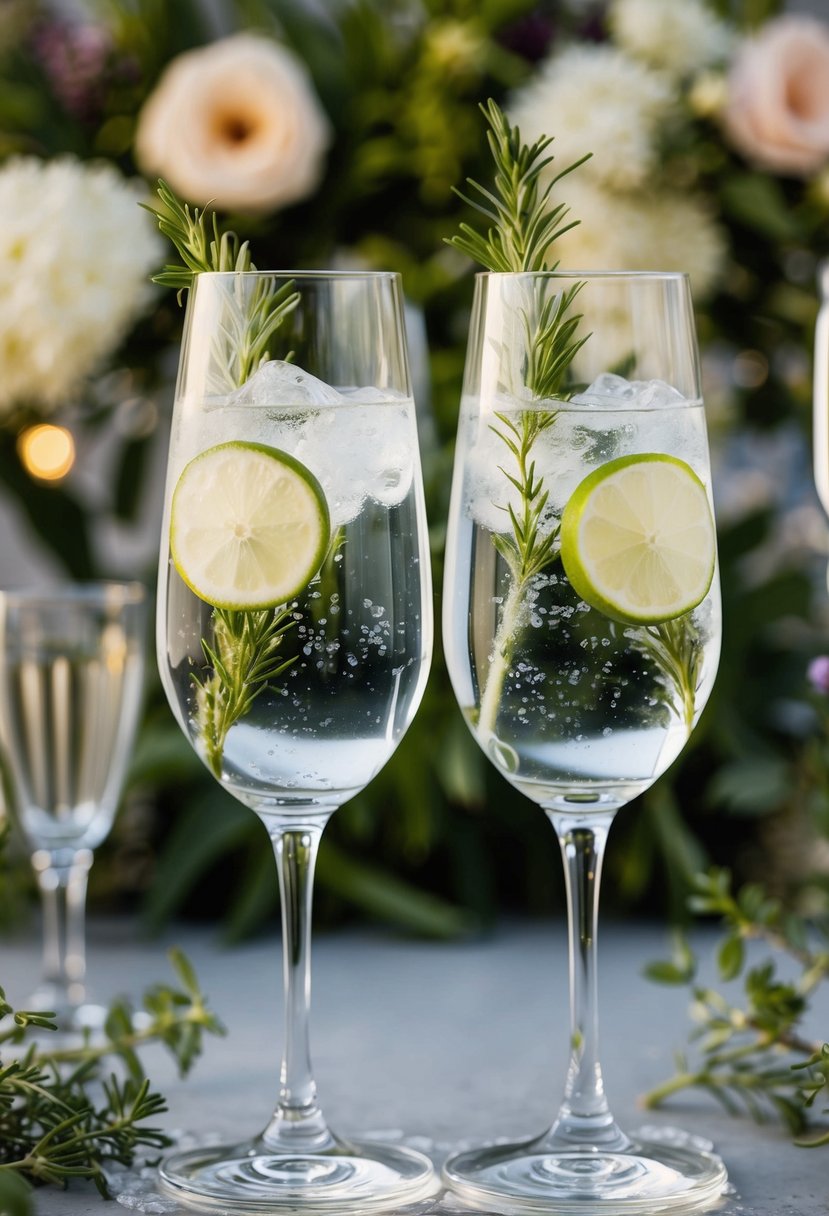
[260,818,336,1153]
[546,809,628,1151]
[31,847,93,1016]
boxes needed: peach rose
[134,33,331,211]
[722,16,829,177]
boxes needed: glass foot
[442,1129,727,1215]
[159,1136,439,1213]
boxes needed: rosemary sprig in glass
[448,101,704,738]
[146,181,301,775]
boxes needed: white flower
[134,33,331,212]
[609,0,732,79]
[0,157,162,417]
[509,44,673,191]
[553,178,727,299]
[722,16,829,177]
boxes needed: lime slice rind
[170,441,330,611]
[560,452,716,626]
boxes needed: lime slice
[170,441,330,610]
[559,452,715,625]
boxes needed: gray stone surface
[1,917,825,1215]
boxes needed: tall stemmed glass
[442,271,726,1213]
[0,583,146,1030]
[155,271,435,1212]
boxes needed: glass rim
[475,269,690,283]
[0,581,147,608]
[192,269,402,282]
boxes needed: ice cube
[571,372,636,404]
[227,359,344,407]
[627,379,686,408]
[571,374,687,409]
[294,402,415,526]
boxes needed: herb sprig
[644,868,829,1143]
[195,608,296,780]
[449,102,704,739]
[0,948,223,1212]
[147,182,301,774]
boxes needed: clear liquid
[443,397,722,812]
[158,398,432,815]
[0,636,144,850]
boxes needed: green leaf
[707,757,791,816]
[719,173,799,242]
[0,1170,34,1216]
[142,787,252,930]
[718,933,746,981]
[317,838,476,938]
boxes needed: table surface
[1,916,825,1216]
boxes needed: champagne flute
[155,270,436,1211]
[441,271,727,1212]
[0,582,146,1030]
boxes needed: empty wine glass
[442,271,726,1213]
[0,582,146,1030]
[155,270,436,1211]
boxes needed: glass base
[159,1135,439,1213]
[442,1129,727,1215]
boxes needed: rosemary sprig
[143,179,254,296]
[448,102,589,737]
[194,607,296,780]
[644,868,829,1142]
[629,617,704,733]
[449,103,704,740]
[146,182,304,774]
[491,409,558,585]
[0,948,223,1209]
[449,98,589,273]
[145,180,300,388]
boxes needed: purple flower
[808,655,829,695]
[30,19,114,120]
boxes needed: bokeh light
[17,424,76,482]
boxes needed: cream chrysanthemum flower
[608,0,731,79]
[0,157,162,417]
[509,44,673,191]
[554,178,726,299]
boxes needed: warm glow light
[17,424,75,482]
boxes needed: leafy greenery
[449,100,704,741]
[194,607,296,780]
[1,0,828,938]
[448,97,589,274]
[147,180,305,775]
[0,948,223,1211]
[644,868,829,1142]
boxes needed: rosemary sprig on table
[644,868,829,1143]
[147,182,300,774]
[0,948,223,1212]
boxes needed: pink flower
[722,16,829,177]
[134,34,331,212]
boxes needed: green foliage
[0,950,223,1202]
[1,0,829,939]
[645,868,829,1141]
[447,98,589,272]
[193,607,296,780]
